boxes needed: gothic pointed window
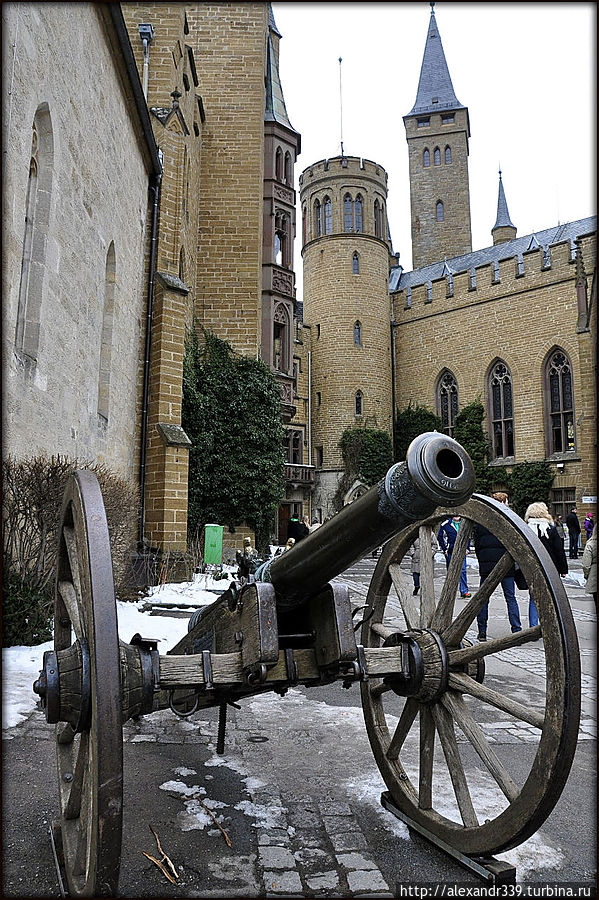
[374,199,381,238]
[284,151,292,185]
[423,148,430,167]
[344,193,353,232]
[313,199,322,238]
[434,147,441,166]
[355,195,363,233]
[275,147,283,181]
[98,243,116,422]
[302,206,307,245]
[354,321,362,346]
[324,196,332,235]
[489,360,514,459]
[437,370,458,437]
[352,251,360,274]
[445,145,452,164]
[355,390,363,416]
[274,213,289,267]
[544,349,576,455]
[15,106,54,362]
[273,304,290,372]
[436,200,444,222]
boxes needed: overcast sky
[272,2,596,289]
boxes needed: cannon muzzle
[258,432,474,609]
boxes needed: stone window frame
[433,147,441,166]
[344,193,353,233]
[313,198,322,239]
[353,320,362,347]
[352,251,360,275]
[423,148,430,167]
[436,200,444,222]
[445,145,452,165]
[324,196,333,235]
[442,113,455,125]
[487,358,515,461]
[355,194,363,233]
[275,146,283,181]
[543,346,577,458]
[355,390,364,416]
[417,117,430,128]
[273,303,290,372]
[283,427,304,464]
[284,151,292,186]
[436,369,459,438]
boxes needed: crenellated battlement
[299,155,388,189]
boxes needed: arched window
[489,360,514,459]
[344,193,353,232]
[313,199,322,238]
[324,196,332,235]
[355,195,363,233]
[544,349,576,454]
[352,251,360,275]
[355,390,363,416]
[98,243,116,421]
[423,148,430,167]
[302,206,307,245]
[284,151,292,185]
[354,321,362,346]
[436,200,444,222]
[274,212,289,266]
[15,106,54,362]
[275,147,283,181]
[445,145,452,165]
[374,199,381,238]
[437,370,458,437]
[434,147,441,166]
[178,246,186,283]
[273,304,290,372]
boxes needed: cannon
[33,432,581,896]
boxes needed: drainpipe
[390,320,397,460]
[307,349,312,466]
[138,24,155,102]
[138,157,163,546]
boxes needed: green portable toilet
[204,524,224,566]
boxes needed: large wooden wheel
[52,471,123,896]
[360,495,581,856]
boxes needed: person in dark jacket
[565,508,581,559]
[474,492,522,641]
[287,515,303,542]
[437,516,470,597]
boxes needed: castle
[2,3,595,559]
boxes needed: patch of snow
[174,767,197,777]
[159,779,206,798]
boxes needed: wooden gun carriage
[33,432,581,896]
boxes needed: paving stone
[305,870,340,890]
[347,869,390,892]
[336,852,378,870]
[329,831,368,852]
[294,847,333,868]
[263,870,303,893]
[129,734,157,742]
[318,800,352,816]
[259,846,296,869]
[322,815,360,834]
[258,829,290,846]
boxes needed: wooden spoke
[448,626,542,667]
[387,697,418,760]
[418,525,436,628]
[441,553,515,646]
[431,702,478,827]
[63,527,83,608]
[370,622,397,640]
[431,519,474,632]
[389,564,419,630]
[370,680,392,699]
[419,705,435,809]
[442,692,519,802]
[448,673,545,729]
[63,732,90,820]
[58,580,83,639]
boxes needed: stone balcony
[284,463,315,487]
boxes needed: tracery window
[445,145,452,164]
[374,199,382,238]
[324,196,332,235]
[437,370,458,437]
[544,349,576,454]
[436,200,444,222]
[274,212,289,266]
[489,360,514,459]
[355,390,363,416]
[344,193,353,232]
[283,429,303,464]
[354,321,362,346]
[352,251,360,274]
[423,148,430,167]
[355,195,363,233]
[273,304,290,372]
[434,147,441,166]
[284,151,292,185]
[313,199,322,238]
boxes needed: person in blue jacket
[437,516,471,598]
[473,492,522,641]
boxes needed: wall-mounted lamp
[556,462,565,471]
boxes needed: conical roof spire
[408,4,464,116]
[265,31,297,133]
[493,169,516,230]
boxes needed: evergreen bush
[182,327,285,554]
[453,399,495,494]
[507,461,555,518]
[334,427,393,510]
[394,402,442,461]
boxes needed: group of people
[565,508,594,559]
[409,494,596,642]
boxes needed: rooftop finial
[430,2,435,14]
[339,56,344,157]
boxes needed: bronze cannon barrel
[257,432,475,609]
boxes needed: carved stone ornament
[272,270,293,296]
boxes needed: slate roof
[407,7,465,117]
[493,171,516,231]
[265,34,297,132]
[269,4,281,37]
[390,216,597,292]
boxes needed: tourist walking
[524,502,569,627]
[437,516,471,598]
[584,513,594,544]
[474,492,522,641]
[409,532,439,596]
[566,507,581,559]
[581,525,597,607]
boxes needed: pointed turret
[408,3,465,117]
[403,4,472,268]
[492,169,517,244]
[265,7,298,135]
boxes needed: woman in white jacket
[524,502,569,628]
[581,524,597,607]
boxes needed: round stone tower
[299,155,393,517]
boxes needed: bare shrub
[2,455,139,645]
